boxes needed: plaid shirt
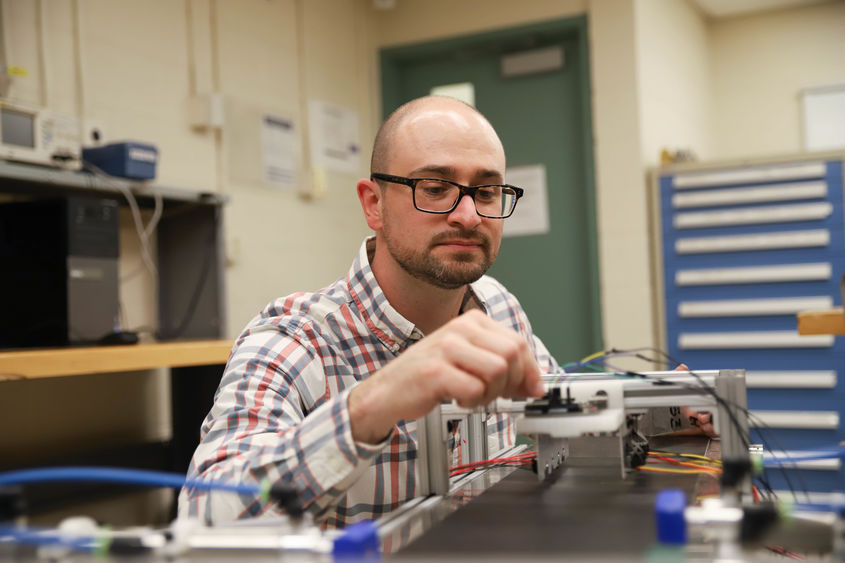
[178,237,557,528]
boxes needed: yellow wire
[580,350,606,363]
[648,451,722,466]
[638,466,718,475]
[649,462,721,473]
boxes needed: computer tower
[0,196,120,348]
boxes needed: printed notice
[308,100,361,174]
[503,164,550,237]
[261,114,297,188]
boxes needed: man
[179,96,553,527]
[178,96,712,527]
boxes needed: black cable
[567,348,817,502]
[156,204,219,340]
[642,348,808,501]
[744,410,811,502]
[625,350,801,500]
[580,347,806,501]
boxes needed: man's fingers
[436,364,487,404]
[442,311,538,400]
[390,310,544,415]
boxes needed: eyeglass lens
[414,179,517,217]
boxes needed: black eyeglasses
[371,173,524,218]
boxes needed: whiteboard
[801,85,845,151]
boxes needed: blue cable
[0,525,97,551]
[793,501,845,516]
[0,467,263,496]
[763,446,845,466]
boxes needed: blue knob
[655,489,687,545]
[332,521,380,561]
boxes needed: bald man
[179,96,554,527]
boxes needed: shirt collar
[346,236,490,353]
[346,237,418,353]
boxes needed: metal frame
[416,369,750,498]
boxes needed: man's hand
[680,406,717,437]
[347,310,546,444]
[672,363,718,437]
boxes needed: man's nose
[446,193,482,228]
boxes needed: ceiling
[692,0,833,18]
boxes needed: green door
[380,16,601,366]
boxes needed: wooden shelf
[797,307,845,336]
[0,340,232,380]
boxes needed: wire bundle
[551,346,830,504]
[449,451,536,478]
[639,450,723,476]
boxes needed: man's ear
[357,178,384,231]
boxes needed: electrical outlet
[81,119,107,146]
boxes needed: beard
[381,223,497,290]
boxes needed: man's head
[358,96,507,290]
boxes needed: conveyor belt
[394,436,715,558]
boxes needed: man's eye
[475,187,500,202]
[419,181,452,197]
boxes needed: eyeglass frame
[370,172,524,218]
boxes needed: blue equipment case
[82,141,158,180]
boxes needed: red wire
[450,452,537,476]
[648,453,721,473]
[453,452,535,469]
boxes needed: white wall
[636,0,712,165]
[0,0,379,525]
[710,0,845,159]
[1,0,378,336]
[588,0,655,356]
[211,0,376,333]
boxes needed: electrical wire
[648,450,722,466]
[550,346,811,502]
[156,203,219,340]
[637,466,720,476]
[646,453,722,473]
[0,524,97,552]
[614,349,797,497]
[449,452,536,478]
[80,160,216,340]
[450,451,536,473]
[81,161,163,282]
[742,409,809,501]
[766,545,806,559]
[0,466,265,498]
[763,445,845,466]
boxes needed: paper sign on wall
[261,114,297,188]
[802,85,845,151]
[503,164,550,237]
[308,100,361,174]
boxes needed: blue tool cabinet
[655,154,844,496]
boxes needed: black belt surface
[394,436,713,558]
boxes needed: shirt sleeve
[177,325,389,524]
[530,333,559,376]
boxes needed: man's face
[378,104,506,290]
